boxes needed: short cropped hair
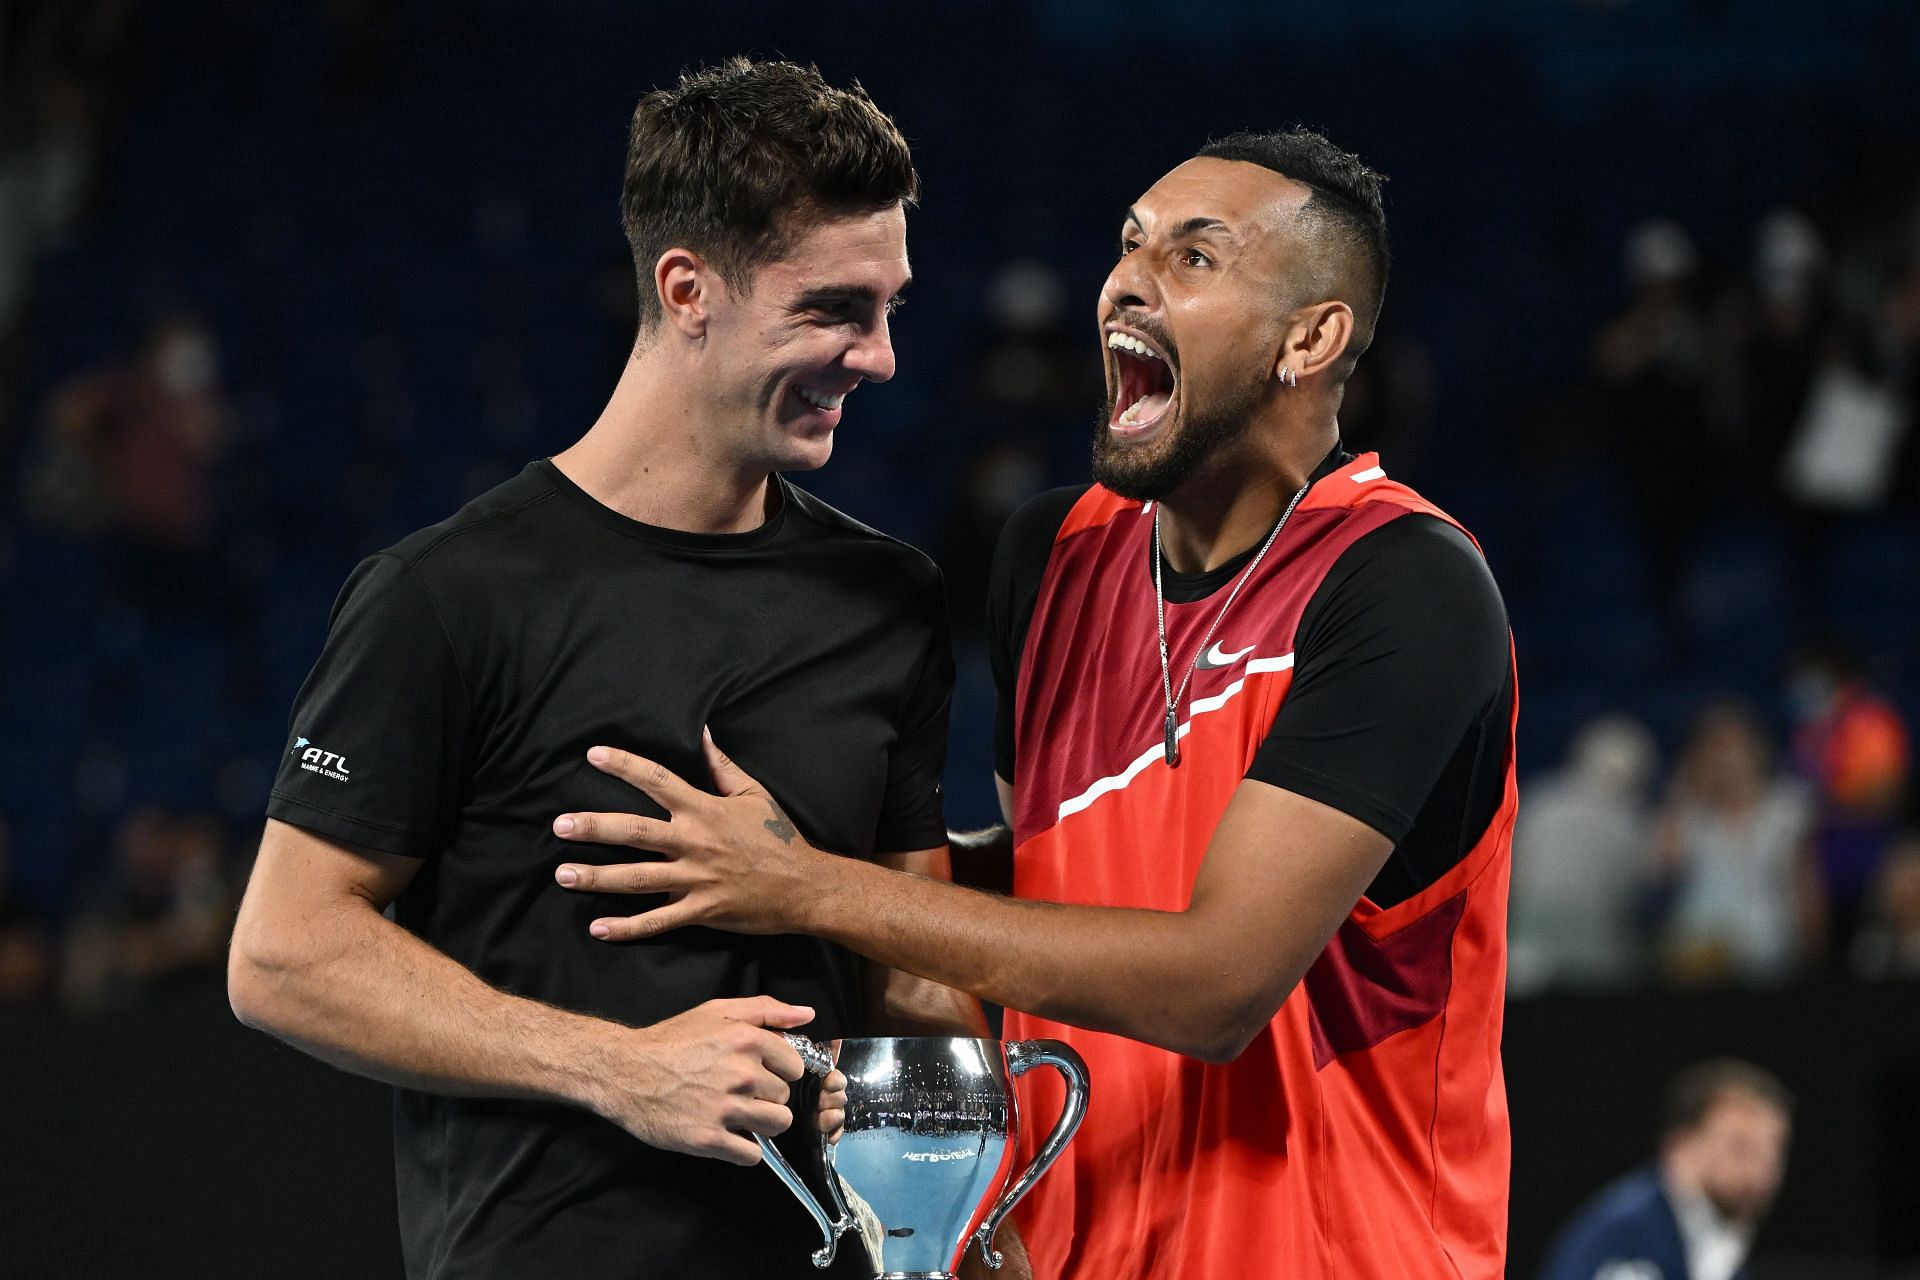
[1195,127,1389,375]
[1662,1059,1795,1137]
[620,58,918,330]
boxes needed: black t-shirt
[267,459,951,1279]
[988,450,1511,908]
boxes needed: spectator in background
[27,310,228,553]
[1776,320,1908,518]
[1538,1059,1793,1280]
[1709,209,1830,500]
[1773,319,1910,625]
[0,817,52,1004]
[1590,219,1712,630]
[1509,714,1660,992]
[60,806,231,1014]
[1851,833,1920,980]
[1787,644,1912,962]
[0,0,128,356]
[1653,702,1816,985]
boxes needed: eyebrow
[1120,209,1235,241]
[1172,216,1232,239]
[795,278,912,307]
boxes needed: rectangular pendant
[1164,709,1181,768]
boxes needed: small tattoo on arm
[763,798,798,844]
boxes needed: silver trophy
[757,1035,1089,1279]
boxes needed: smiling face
[1093,157,1315,500]
[697,202,910,474]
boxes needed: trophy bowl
[757,1035,1089,1280]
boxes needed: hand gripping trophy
[758,1035,1089,1280]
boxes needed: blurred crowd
[1587,206,1920,636]
[1510,656,1915,993]
[1510,186,1920,995]
[0,1,127,403]
[0,804,230,1013]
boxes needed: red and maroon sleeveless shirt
[1003,452,1516,1279]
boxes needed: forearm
[228,897,616,1113]
[868,964,992,1037]
[865,847,992,1038]
[551,752,1336,1062]
[803,857,1256,1060]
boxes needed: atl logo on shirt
[291,735,351,782]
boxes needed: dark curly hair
[620,58,918,331]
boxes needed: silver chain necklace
[1154,480,1311,767]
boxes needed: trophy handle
[756,1034,852,1269]
[972,1039,1090,1270]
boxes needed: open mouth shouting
[1107,326,1177,439]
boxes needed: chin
[1091,416,1195,501]
[1092,448,1174,501]
[776,437,835,474]
[1707,1190,1768,1224]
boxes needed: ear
[654,247,715,339]
[1277,300,1355,384]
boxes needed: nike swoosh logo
[1196,641,1256,670]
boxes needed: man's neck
[551,342,773,535]
[1155,414,1340,574]
[1661,1168,1756,1280]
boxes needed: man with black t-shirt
[549,131,1517,1278]
[228,61,1007,1279]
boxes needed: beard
[1703,1182,1772,1226]
[1090,364,1266,502]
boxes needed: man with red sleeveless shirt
[548,129,1516,1278]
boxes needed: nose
[1101,248,1158,316]
[843,315,896,384]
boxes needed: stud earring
[1280,366,1298,387]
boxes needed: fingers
[707,995,816,1030]
[689,1093,797,1168]
[588,902,702,942]
[701,997,812,1080]
[553,859,686,895]
[814,1067,848,1137]
[728,1098,794,1139]
[586,745,703,811]
[703,1130,767,1168]
[756,1031,807,1083]
[701,726,759,797]
[552,810,677,851]
[732,1069,792,1105]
